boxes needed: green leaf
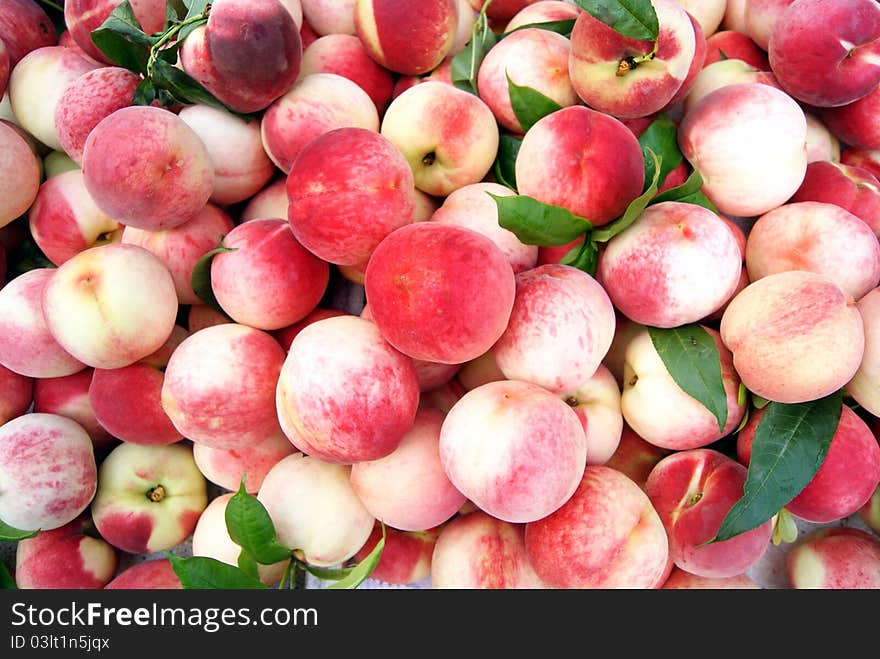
[0,520,40,542]
[590,148,662,243]
[717,48,729,61]
[150,59,242,116]
[673,189,719,213]
[167,554,267,589]
[753,395,771,410]
[490,194,592,246]
[735,404,750,434]
[237,549,260,581]
[637,115,682,192]
[560,238,599,277]
[326,524,385,590]
[502,19,577,38]
[132,78,158,106]
[0,562,15,589]
[650,168,703,205]
[506,72,562,133]
[225,479,292,566]
[300,563,355,581]
[648,324,728,433]
[493,134,521,192]
[184,0,211,20]
[711,392,843,543]
[191,245,234,316]
[90,0,154,74]
[737,382,748,408]
[574,0,660,41]
[450,12,496,94]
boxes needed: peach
[0,268,86,378]
[191,493,288,586]
[380,81,499,197]
[431,511,545,589]
[848,288,880,415]
[273,307,348,352]
[122,203,235,306]
[350,407,466,531]
[819,84,880,151]
[363,222,515,364]
[439,379,587,524]
[33,368,115,451]
[681,58,781,117]
[599,201,743,328]
[738,405,880,524]
[768,0,880,108]
[703,29,770,69]
[300,0,356,35]
[8,45,97,152]
[804,112,841,164]
[28,169,123,266]
[790,161,880,237]
[91,442,208,554]
[15,513,117,589]
[275,315,420,464]
[355,0,457,76]
[352,522,439,586]
[82,106,214,231]
[645,448,774,578]
[660,10,708,112]
[515,105,645,226]
[179,0,302,114]
[493,263,616,394]
[286,127,415,266]
[602,313,647,387]
[54,66,140,166]
[450,0,478,55]
[88,326,189,447]
[241,177,288,222]
[722,0,748,32]
[161,323,286,450]
[418,378,467,416]
[745,201,880,300]
[676,0,726,37]
[621,326,745,451]
[43,150,81,178]
[605,424,673,491]
[741,0,795,50]
[0,363,32,426]
[842,148,880,181]
[430,182,537,275]
[861,485,880,534]
[41,243,179,370]
[563,364,624,466]
[0,0,56,67]
[187,304,231,333]
[787,527,880,589]
[64,0,165,64]
[476,27,578,134]
[257,453,375,568]
[678,82,808,218]
[568,0,696,119]
[192,430,296,494]
[104,558,181,589]
[0,108,41,228]
[260,72,379,174]
[178,104,276,206]
[299,33,395,112]
[210,219,329,330]
[661,566,760,589]
[524,466,670,588]
[720,270,865,404]
[456,347,505,392]
[0,412,97,532]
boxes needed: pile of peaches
[1,0,880,590]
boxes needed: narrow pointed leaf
[502,19,576,37]
[90,0,154,74]
[300,563,355,581]
[648,324,728,432]
[167,554,267,589]
[237,549,260,581]
[0,520,39,542]
[650,168,704,205]
[326,525,385,589]
[637,114,682,191]
[490,194,592,246]
[506,73,562,133]
[225,479,292,566]
[191,245,235,316]
[493,134,521,191]
[711,393,842,543]
[560,238,599,277]
[574,0,659,41]
[451,14,496,95]
[590,148,661,243]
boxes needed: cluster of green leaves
[168,479,385,590]
[89,0,248,116]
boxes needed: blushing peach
[350,407,466,531]
[848,287,880,415]
[0,412,97,532]
[661,566,760,589]
[241,177,288,222]
[605,424,674,491]
[645,448,774,578]
[842,148,880,181]
[720,270,865,404]
[353,522,439,586]
[273,307,348,352]
[0,0,57,66]
[0,363,32,425]
[787,527,880,589]
[681,58,781,117]
[275,315,420,464]
[563,364,624,466]
[804,112,841,163]
[703,29,770,69]
[524,466,670,588]
[64,0,165,63]
[104,559,182,589]
[82,106,214,231]
[0,109,41,228]
[819,84,880,151]
[439,379,587,524]
[187,304,231,333]
[789,161,880,237]
[161,323,286,450]
[192,430,296,494]
[34,368,115,451]
[210,218,329,330]
[300,0,356,35]
[363,222,515,364]
[493,263,616,394]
